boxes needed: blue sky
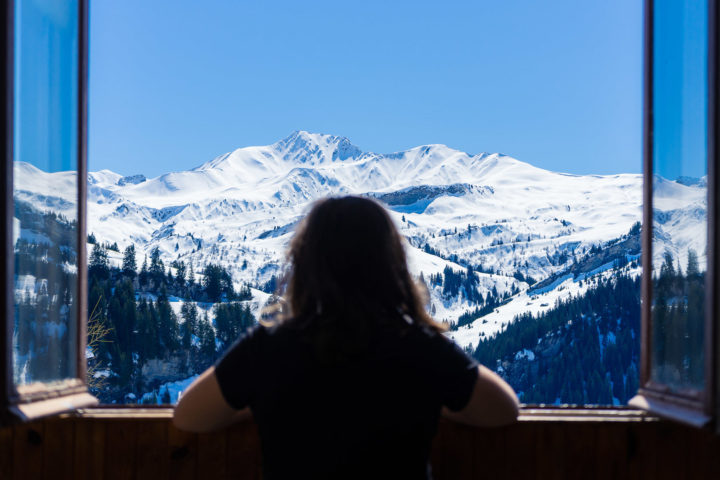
[89,0,643,178]
[15,0,78,173]
[653,0,708,180]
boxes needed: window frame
[0,0,714,429]
[629,0,719,429]
[0,0,96,426]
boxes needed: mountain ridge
[13,131,707,345]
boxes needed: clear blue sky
[653,0,708,180]
[15,0,78,173]
[89,0,643,178]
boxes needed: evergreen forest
[14,201,704,406]
[473,273,642,404]
[86,241,255,403]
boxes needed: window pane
[651,0,707,393]
[12,0,79,385]
[87,3,642,405]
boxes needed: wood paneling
[42,418,74,480]
[0,414,719,479]
[197,430,227,480]
[470,421,505,479]
[0,420,13,478]
[168,422,197,480]
[72,417,105,480]
[563,423,596,478]
[104,420,137,480]
[503,422,536,479]
[12,421,44,480]
[226,419,261,480]
[136,420,169,480]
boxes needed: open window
[629,0,719,429]
[1,0,96,425]
[0,0,718,431]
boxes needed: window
[85,1,646,407]
[628,0,718,428]
[0,0,718,434]
[1,0,96,423]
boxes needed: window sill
[629,393,711,428]
[64,405,659,423]
[10,392,98,423]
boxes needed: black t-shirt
[214,322,478,480]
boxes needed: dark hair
[265,196,444,353]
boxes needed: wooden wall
[0,410,719,479]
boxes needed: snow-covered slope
[13,131,707,346]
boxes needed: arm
[173,366,252,433]
[441,364,519,427]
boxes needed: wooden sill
[11,392,98,422]
[629,393,710,428]
[66,405,659,423]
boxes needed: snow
[515,349,536,361]
[449,264,641,349]
[14,131,703,343]
[141,374,199,405]
[93,369,111,379]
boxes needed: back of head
[274,196,443,346]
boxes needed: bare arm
[173,366,252,433]
[441,365,519,427]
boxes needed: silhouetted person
[174,196,518,479]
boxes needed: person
[173,196,519,479]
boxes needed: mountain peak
[275,131,363,162]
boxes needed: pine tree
[203,265,222,302]
[139,255,149,288]
[686,248,699,277]
[199,312,217,361]
[89,244,110,280]
[174,261,186,287]
[149,247,165,286]
[157,287,179,352]
[203,264,234,302]
[187,263,195,287]
[122,244,137,277]
[181,302,199,350]
[136,298,158,360]
[107,278,137,356]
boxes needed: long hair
[265,196,445,355]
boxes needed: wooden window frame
[629,0,719,430]
[0,0,713,430]
[0,0,97,427]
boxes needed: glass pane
[87,3,642,406]
[12,0,79,385]
[651,0,707,393]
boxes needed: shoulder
[383,323,457,357]
[218,324,269,361]
[405,324,477,367]
[403,323,453,347]
[239,323,270,344]
[229,321,308,354]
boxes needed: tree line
[652,249,704,388]
[473,273,641,405]
[87,242,255,402]
[14,204,77,383]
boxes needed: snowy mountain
[14,131,707,349]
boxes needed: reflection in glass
[12,0,79,385]
[651,0,707,393]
